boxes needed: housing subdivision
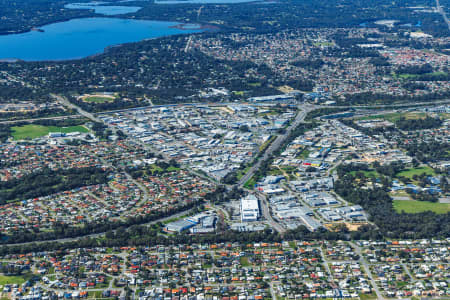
[0,239,448,299]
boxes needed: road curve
[3,209,193,247]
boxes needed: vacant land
[393,200,450,214]
[358,293,378,300]
[12,124,88,140]
[389,190,411,198]
[358,112,427,122]
[440,113,450,119]
[80,94,117,104]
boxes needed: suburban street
[349,242,384,300]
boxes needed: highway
[436,0,450,31]
[0,114,82,125]
[8,96,448,128]
[50,94,103,123]
[92,98,450,116]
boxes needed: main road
[4,208,194,246]
[237,104,315,187]
[255,191,286,233]
[236,104,315,234]
[0,114,82,125]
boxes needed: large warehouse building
[240,194,260,222]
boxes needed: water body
[65,2,142,15]
[0,18,202,61]
[155,0,256,4]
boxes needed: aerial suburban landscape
[0,0,449,299]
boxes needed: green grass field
[166,166,181,172]
[440,113,450,120]
[393,200,450,214]
[359,293,378,300]
[83,96,115,103]
[393,71,447,80]
[12,124,88,140]
[0,274,32,285]
[88,291,104,298]
[396,166,436,179]
[240,256,251,267]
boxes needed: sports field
[83,95,115,103]
[12,124,88,140]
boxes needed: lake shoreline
[169,23,219,31]
[0,17,205,62]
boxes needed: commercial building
[165,219,196,233]
[240,194,260,222]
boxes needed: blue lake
[0,18,202,61]
[155,0,256,3]
[65,2,142,15]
